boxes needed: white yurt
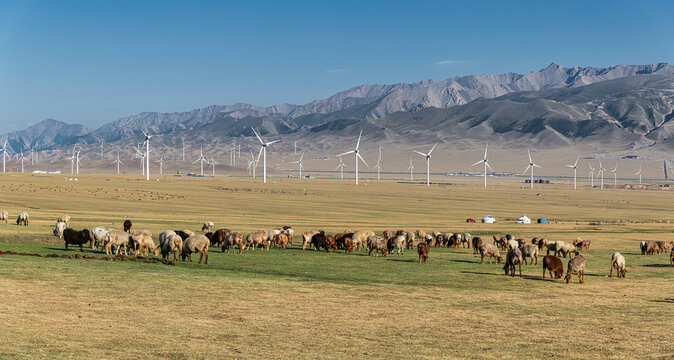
[482,215,496,224]
[515,215,531,224]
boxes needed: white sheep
[159,230,183,261]
[53,221,66,239]
[16,212,28,226]
[106,229,131,255]
[610,252,626,278]
[182,234,210,263]
[202,221,214,233]
[89,226,109,251]
[0,210,8,223]
[507,239,519,251]
[58,215,71,227]
[131,230,158,257]
[519,244,539,265]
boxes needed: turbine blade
[428,143,438,155]
[357,153,368,167]
[486,162,493,172]
[484,143,489,159]
[266,139,280,145]
[338,150,355,157]
[251,127,264,145]
[533,164,542,168]
[522,165,531,175]
[355,130,362,150]
[413,150,426,157]
[574,156,579,167]
[256,146,263,163]
[471,160,483,167]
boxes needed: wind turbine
[522,149,541,189]
[17,151,26,173]
[181,138,186,161]
[141,130,151,181]
[1,140,9,172]
[566,156,580,190]
[157,151,166,175]
[338,130,368,185]
[134,144,146,176]
[193,146,206,176]
[636,165,643,185]
[611,162,619,186]
[373,146,383,180]
[290,153,304,178]
[588,162,595,188]
[414,143,437,187]
[70,149,76,174]
[407,156,414,181]
[336,156,347,180]
[210,157,216,176]
[74,146,82,174]
[597,159,605,190]
[251,126,280,184]
[112,151,124,174]
[99,140,105,160]
[471,143,492,188]
[249,151,257,178]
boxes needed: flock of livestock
[1,210,672,284]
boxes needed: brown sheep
[472,236,482,255]
[209,229,232,247]
[106,229,131,256]
[343,237,355,254]
[493,235,507,250]
[274,233,292,250]
[418,242,429,263]
[670,248,674,265]
[246,230,269,251]
[516,238,526,247]
[383,230,394,240]
[542,255,564,279]
[657,241,672,254]
[405,232,415,249]
[131,230,158,257]
[182,234,209,264]
[334,232,354,249]
[479,244,501,264]
[353,230,375,251]
[573,238,591,251]
[503,248,523,277]
[535,238,548,250]
[565,254,586,284]
[645,241,661,255]
[222,232,244,254]
[416,229,426,240]
[367,235,388,257]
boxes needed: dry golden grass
[0,173,673,359]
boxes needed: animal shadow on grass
[449,259,477,264]
[47,247,88,252]
[641,264,673,268]
[649,298,674,303]
[386,258,417,263]
[460,271,501,277]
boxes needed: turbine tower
[336,156,347,180]
[588,162,595,188]
[611,162,619,186]
[566,156,580,190]
[522,149,541,189]
[338,130,368,185]
[134,144,146,176]
[193,146,206,176]
[141,130,151,181]
[635,165,643,185]
[597,159,605,190]
[75,147,82,174]
[70,149,76,174]
[181,138,185,161]
[373,146,383,180]
[471,144,492,188]
[413,143,437,187]
[210,157,216,176]
[18,151,26,173]
[290,153,304,178]
[113,151,124,174]
[251,127,280,184]
[158,151,166,175]
[407,156,414,181]
[249,151,257,178]
[1,140,9,172]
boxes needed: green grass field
[0,173,673,359]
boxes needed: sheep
[159,230,183,261]
[459,233,472,248]
[63,228,91,251]
[640,241,647,255]
[657,241,672,254]
[302,230,320,250]
[389,234,406,255]
[246,230,269,251]
[610,252,626,278]
[472,236,482,255]
[516,238,526,247]
[123,220,132,233]
[431,233,444,248]
[16,212,28,226]
[274,232,292,250]
[565,254,586,284]
[573,238,591,251]
[174,229,195,241]
[0,210,7,223]
[58,215,71,227]
[555,241,578,258]
[334,231,354,249]
[222,232,244,253]
[208,229,232,247]
[424,234,434,247]
[534,238,548,250]
[89,226,109,251]
[281,226,294,245]
[503,248,523,277]
[645,241,661,255]
[182,234,209,264]
[367,235,388,257]
[353,230,375,251]
[202,221,214,233]
[542,255,564,279]
[383,230,394,240]
[416,229,426,240]
[343,236,355,254]
[311,231,336,252]
[493,235,507,250]
[479,244,502,264]
[418,242,429,263]
[106,230,131,256]
[671,248,674,265]
[507,239,519,251]
[405,232,415,249]
[53,221,66,239]
[131,230,158,257]
[519,244,539,265]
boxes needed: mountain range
[5,62,674,163]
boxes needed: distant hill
[2,119,92,153]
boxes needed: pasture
[0,173,673,359]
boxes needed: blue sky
[1,0,673,130]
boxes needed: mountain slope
[3,119,92,153]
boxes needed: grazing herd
[0,210,670,285]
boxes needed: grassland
[0,173,673,359]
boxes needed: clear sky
[1,0,673,130]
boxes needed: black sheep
[63,228,92,252]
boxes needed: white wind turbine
[209,157,216,176]
[141,130,151,181]
[30,147,35,165]
[522,149,541,189]
[70,149,76,174]
[113,151,124,174]
[611,162,619,186]
[373,146,382,180]
[157,151,166,175]
[249,151,257,178]
[290,153,304,178]
[1,140,10,172]
[134,144,146,176]
[635,165,643,185]
[193,146,206,176]
[99,140,105,160]
[17,150,26,173]
[414,143,437,187]
[566,156,580,190]
[74,146,82,174]
[597,159,605,190]
[251,126,280,184]
[407,156,414,181]
[338,130,368,185]
[336,156,347,180]
[181,138,186,161]
[471,144,492,188]
[588,162,595,188]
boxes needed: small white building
[515,215,531,224]
[482,215,496,224]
